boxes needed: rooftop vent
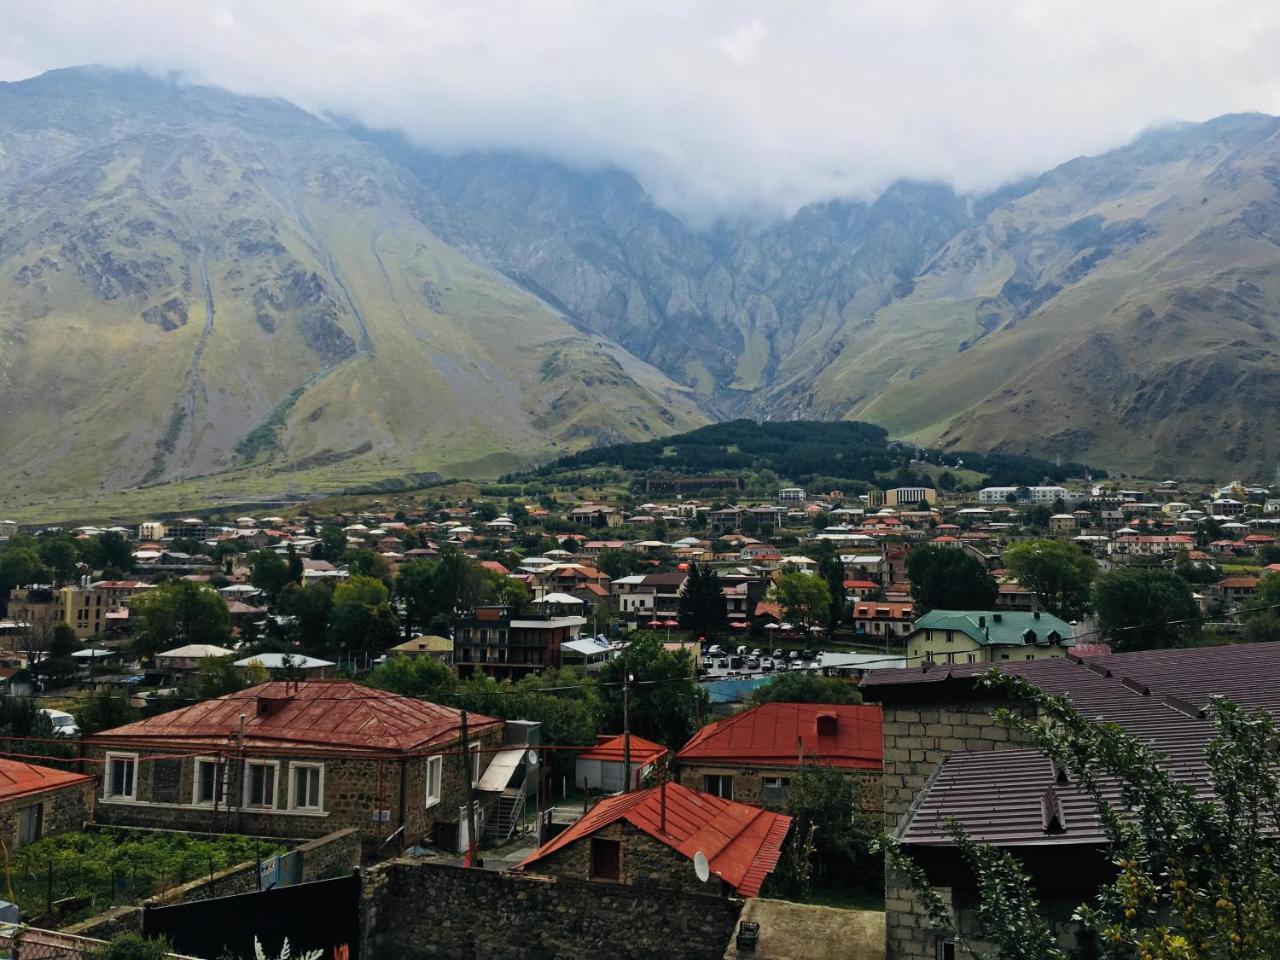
[1033,610,1041,620]
[1041,785,1068,835]
[816,713,838,737]
[992,613,1003,623]
[256,693,294,718]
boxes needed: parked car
[40,708,79,737]
[801,649,818,660]
[788,650,801,661]
[750,648,763,657]
[701,657,715,669]
[760,658,775,671]
[788,661,805,671]
[735,645,749,656]
[746,656,760,669]
[716,657,729,668]
[772,648,784,659]
[807,661,821,671]
[707,644,724,656]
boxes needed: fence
[0,923,199,960]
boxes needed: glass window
[425,755,443,807]
[590,838,621,881]
[194,758,224,805]
[703,775,733,799]
[16,805,42,847]
[245,762,277,808]
[291,765,322,810]
[106,754,136,799]
[469,743,482,785]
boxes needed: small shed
[575,734,668,793]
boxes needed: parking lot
[698,645,825,679]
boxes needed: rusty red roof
[519,781,791,896]
[678,702,882,770]
[85,680,499,757]
[579,734,668,766]
[0,758,92,801]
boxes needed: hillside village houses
[2,467,1280,956]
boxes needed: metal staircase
[485,790,527,843]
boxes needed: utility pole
[460,710,480,867]
[622,672,633,792]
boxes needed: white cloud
[2,0,1280,221]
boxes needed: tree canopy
[905,545,998,613]
[599,632,708,747]
[677,563,729,638]
[771,572,831,635]
[1093,567,1199,651]
[129,580,232,659]
[748,672,861,706]
[1003,539,1098,621]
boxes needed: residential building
[453,605,588,679]
[883,487,937,508]
[0,758,95,849]
[777,487,806,503]
[1218,576,1260,608]
[387,635,453,664]
[518,781,791,898]
[82,680,507,851]
[851,600,915,641]
[905,609,1075,665]
[977,486,1068,505]
[676,702,882,816]
[233,653,336,678]
[609,572,687,621]
[575,734,668,793]
[155,644,235,678]
[861,642,1280,960]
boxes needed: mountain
[0,68,708,518]
[2,67,1279,519]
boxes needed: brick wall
[0,780,95,851]
[360,858,743,960]
[879,699,1036,960]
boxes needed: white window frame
[243,760,280,809]
[425,754,444,808]
[469,743,482,786]
[192,756,227,807]
[104,752,138,801]
[288,763,325,812]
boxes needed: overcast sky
[3,1,1280,221]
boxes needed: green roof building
[906,610,1076,666]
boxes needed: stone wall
[0,780,95,851]
[676,763,882,819]
[84,728,503,850]
[879,699,1036,960]
[361,858,743,960]
[528,820,722,897]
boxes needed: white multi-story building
[977,486,1069,505]
[777,487,806,503]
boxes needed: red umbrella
[730,621,748,629]
[645,619,663,628]
[662,619,680,627]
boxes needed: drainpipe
[397,756,408,849]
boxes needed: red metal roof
[677,702,882,770]
[519,781,791,896]
[0,758,92,801]
[85,680,500,757]
[578,734,668,766]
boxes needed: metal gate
[142,873,360,960]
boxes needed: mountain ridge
[1,67,1278,520]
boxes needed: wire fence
[0,923,199,960]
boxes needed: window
[291,764,323,810]
[193,758,225,806]
[703,775,733,799]
[760,776,790,804]
[16,805,42,847]
[425,755,443,807]
[590,838,621,881]
[105,753,136,800]
[469,743,482,786]
[936,939,957,960]
[245,761,277,808]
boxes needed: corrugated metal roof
[890,643,1280,848]
[519,781,791,896]
[578,734,668,765]
[678,702,882,770]
[85,680,500,756]
[0,758,92,801]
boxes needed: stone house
[575,734,668,793]
[860,643,1280,960]
[0,758,94,849]
[518,781,790,898]
[675,702,882,817]
[82,680,506,853]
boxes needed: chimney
[256,691,294,717]
[992,613,1002,623]
[1033,610,1041,620]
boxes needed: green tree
[278,582,334,648]
[1003,539,1098,620]
[395,559,439,638]
[0,541,47,609]
[817,553,846,631]
[38,536,80,584]
[130,581,232,660]
[285,544,305,585]
[327,575,399,654]
[249,550,293,601]
[74,691,140,735]
[312,525,348,561]
[599,633,707,748]
[1093,567,1199,651]
[346,548,392,586]
[85,933,173,960]
[771,572,832,636]
[367,655,458,699]
[889,671,1280,960]
[677,563,729,638]
[597,549,637,582]
[194,656,249,699]
[905,545,997,613]
[769,764,879,897]
[748,672,862,706]
[98,531,135,572]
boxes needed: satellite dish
[693,851,710,883]
[526,749,540,766]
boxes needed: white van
[39,709,79,737]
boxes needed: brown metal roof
[85,680,500,757]
[885,643,1280,848]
